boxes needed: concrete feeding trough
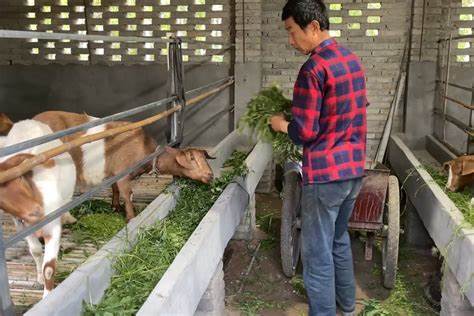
[388,134,473,308]
[138,138,271,315]
[25,129,271,315]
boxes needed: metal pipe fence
[434,34,474,156]
[0,29,235,316]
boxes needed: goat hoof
[37,273,45,285]
[42,289,50,299]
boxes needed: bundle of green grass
[84,151,249,315]
[239,86,302,162]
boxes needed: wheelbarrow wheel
[280,171,302,278]
[382,175,400,289]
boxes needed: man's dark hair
[281,0,330,31]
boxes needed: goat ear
[0,153,35,171]
[443,162,451,172]
[461,158,474,176]
[175,151,194,170]
[202,150,215,160]
[186,147,215,160]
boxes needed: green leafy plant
[240,86,302,162]
[84,151,249,315]
[68,199,126,246]
[71,213,125,246]
[238,292,285,316]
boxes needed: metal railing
[434,34,474,156]
[0,29,227,46]
[0,29,235,316]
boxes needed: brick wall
[235,0,472,160]
[0,0,232,65]
[0,0,471,157]
[410,0,473,66]
[236,0,411,159]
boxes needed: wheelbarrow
[279,161,400,289]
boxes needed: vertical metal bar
[435,40,443,140]
[442,34,452,142]
[468,84,474,155]
[442,4,453,142]
[228,0,236,133]
[167,38,185,145]
[242,0,246,63]
[0,226,14,316]
[82,0,93,66]
[167,40,179,144]
[402,0,416,132]
[176,39,186,143]
[419,0,427,61]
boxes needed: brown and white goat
[443,155,474,192]
[33,111,214,221]
[0,120,77,298]
[0,113,13,135]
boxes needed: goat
[0,113,13,135]
[0,120,76,297]
[34,111,214,221]
[443,155,474,192]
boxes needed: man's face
[284,17,317,55]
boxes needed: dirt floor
[223,193,440,316]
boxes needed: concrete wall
[404,0,473,154]
[404,61,437,149]
[0,63,231,146]
[405,63,473,154]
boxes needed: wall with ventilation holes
[0,0,234,146]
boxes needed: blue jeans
[301,178,363,316]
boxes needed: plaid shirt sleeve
[287,70,323,145]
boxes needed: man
[270,1,368,315]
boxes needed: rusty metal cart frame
[279,162,400,289]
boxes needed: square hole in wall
[368,3,382,9]
[458,42,471,49]
[144,54,155,61]
[348,23,360,29]
[195,12,206,18]
[366,29,379,36]
[212,55,224,62]
[367,16,381,23]
[111,55,122,61]
[349,10,362,17]
[456,55,470,62]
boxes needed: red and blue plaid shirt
[288,38,368,184]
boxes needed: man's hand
[270,114,289,134]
